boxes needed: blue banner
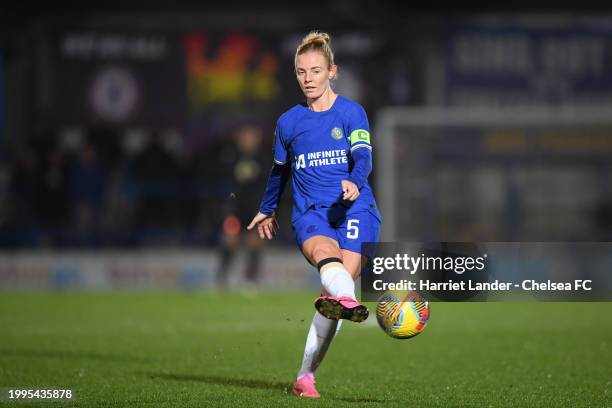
[444,19,612,106]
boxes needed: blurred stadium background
[2,5,612,290]
[1,4,612,407]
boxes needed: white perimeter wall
[0,249,321,291]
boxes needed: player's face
[295,51,337,100]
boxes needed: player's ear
[329,64,337,80]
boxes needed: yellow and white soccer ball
[376,290,430,339]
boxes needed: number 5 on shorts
[347,219,359,239]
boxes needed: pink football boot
[315,296,369,322]
[292,373,320,398]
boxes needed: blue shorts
[292,204,382,259]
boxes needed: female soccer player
[247,31,382,398]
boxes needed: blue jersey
[262,95,378,223]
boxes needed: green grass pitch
[0,292,610,407]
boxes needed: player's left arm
[343,105,373,201]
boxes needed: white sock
[320,265,356,300]
[297,311,343,379]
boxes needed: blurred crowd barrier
[0,249,319,290]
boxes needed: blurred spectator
[130,129,182,243]
[34,139,70,244]
[88,124,122,168]
[66,142,108,247]
[7,144,39,246]
[215,124,270,290]
[594,192,612,241]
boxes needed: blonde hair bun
[301,31,330,46]
[295,30,335,68]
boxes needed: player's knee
[312,244,342,263]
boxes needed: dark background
[2,3,612,250]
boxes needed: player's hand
[247,212,279,240]
[341,180,360,201]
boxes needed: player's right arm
[247,162,290,239]
[247,122,291,240]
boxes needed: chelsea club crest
[331,127,344,140]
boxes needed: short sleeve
[273,122,289,165]
[347,104,372,153]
